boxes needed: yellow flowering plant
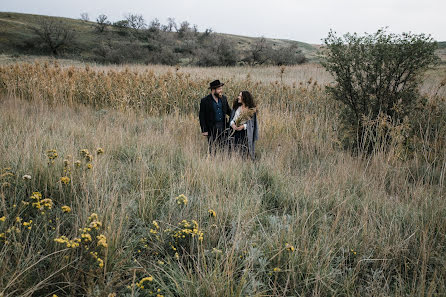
[175,194,188,206]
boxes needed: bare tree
[250,37,272,65]
[80,12,89,22]
[125,13,146,30]
[177,21,191,38]
[32,17,75,55]
[166,17,177,32]
[95,14,111,32]
[149,18,161,31]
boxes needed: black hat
[208,80,225,89]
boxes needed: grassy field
[0,61,445,296]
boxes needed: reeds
[0,61,445,296]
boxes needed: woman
[229,91,258,160]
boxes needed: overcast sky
[2,0,445,44]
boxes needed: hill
[0,12,319,65]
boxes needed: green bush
[321,29,438,151]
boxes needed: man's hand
[202,132,208,136]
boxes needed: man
[199,80,232,153]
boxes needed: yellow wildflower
[97,257,104,268]
[54,236,80,248]
[97,234,108,248]
[80,149,89,157]
[273,267,281,272]
[208,209,216,217]
[285,243,295,252]
[175,194,188,205]
[60,176,70,185]
[32,201,42,209]
[138,276,153,287]
[157,260,164,265]
[81,233,92,242]
[74,160,81,167]
[86,163,93,169]
[174,252,179,260]
[0,216,5,222]
[47,149,58,160]
[89,213,98,221]
[30,192,42,200]
[89,220,102,229]
[97,147,104,154]
[61,205,71,213]
[54,236,69,244]
[15,217,22,223]
[40,198,53,209]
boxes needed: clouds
[2,0,445,43]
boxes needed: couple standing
[199,80,258,160]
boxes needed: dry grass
[0,61,445,296]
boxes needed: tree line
[29,13,307,66]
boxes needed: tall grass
[0,61,445,296]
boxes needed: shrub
[271,44,307,65]
[321,29,438,151]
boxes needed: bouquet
[235,107,256,127]
[230,107,256,136]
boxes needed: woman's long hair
[232,91,256,110]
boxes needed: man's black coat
[199,94,232,134]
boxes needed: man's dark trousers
[207,122,227,154]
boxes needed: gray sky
[2,0,445,44]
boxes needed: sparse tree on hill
[113,19,129,28]
[95,14,111,32]
[166,17,177,32]
[125,13,146,30]
[177,21,191,38]
[32,17,75,56]
[193,24,199,36]
[149,18,161,32]
[250,37,272,65]
[198,28,213,43]
[271,44,307,65]
[80,12,89,22]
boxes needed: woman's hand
[231,124,237,130]
[235,125,244,131]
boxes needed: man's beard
[215,92,222,98]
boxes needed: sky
[2,0,445,44]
